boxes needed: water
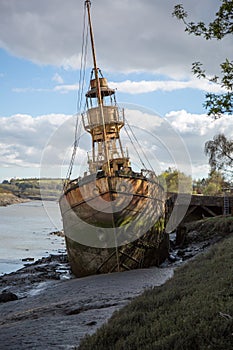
[0,201,65,275]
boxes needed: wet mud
[0,259,173,349]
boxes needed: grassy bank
[78,232,233,349]
[183,215,233,244]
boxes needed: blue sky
[0,0,232,182]
[1,48,207,117]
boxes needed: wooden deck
[166,193,233,223]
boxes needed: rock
[86,321,97,326]
[177,249,194,260]
[49,230,64,237]
[168,254,176,262]
[182,253,194,260]
[186,230,199,242]
[22,257,34,262]
[177,250,185,257]
[0,290,18,303]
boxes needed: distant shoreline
[0,178,62,203]
[0,193,60,207]
[0,193,29,207]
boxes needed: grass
[184,216,233,244]
[78,232,233,350]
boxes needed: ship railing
[82,105,125,131]
[140,169,161,183]
[64,173,97,191]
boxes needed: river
[0,200,65,275]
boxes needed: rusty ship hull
[59,173,168,277]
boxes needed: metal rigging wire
[65,3,88,181]
[124,117,155,172]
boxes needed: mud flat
[0,259,173,350]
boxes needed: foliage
[78,233,233,350]
[192,178,206,195]
[172,1,233,117]
[159,168,192,193]
[205,134,233,179]
[0,178,63,200]
[184,216,233,245]
[192,60,233,116]
[173,2,233,39]
[193,171,228,195]
[204,171,227,195]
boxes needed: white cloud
[12,77,225,97]
[164,110,233,178]
[191,164,210,180]
[0,0,231,79]
[0,113,73,169]
[52,73,64,84]
[110,78,225,94]
[61,54,83,71]
[165,110,233,137]
[54,83,79,94]
[12,87,50,93]
[120,109,233,179]
[12,84,79,94]
[0,110,232,182]
[0,1,231,181]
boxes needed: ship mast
[83,0,129,176]
[85,0,110,173]
[85,0,101,106]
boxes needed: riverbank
[0,192,28,206]
[0,216,232,349]
[78,231,233,350]
[0,178,62,202]
[76,217,233,350]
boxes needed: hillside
[0,187,28,206]
[0,178,64,201]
